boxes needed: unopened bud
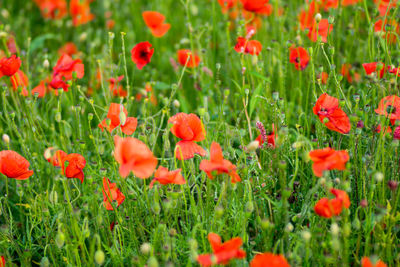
[43,59,50,69]
[94,250,105,265]
[2,134,10,143]
[247,141,259,152]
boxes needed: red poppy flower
[58,42,79,56]
[32,78,53,98]
[314,197,343,218]
[142,11,171,37]
[50,54,84,91]
[131,42,154,70]
[0,150,34,180]
[60,153,86,183]
[113,136,158,178]
[168,113,206,160]
[375,95,400,124]
[330,188,350,208]
[10,70,29,96]
[341,63,360,83]
[0,256,4,267]
[149,166,186,188]
[375,124,392,135]
[108,75,128,97]
[374,0,397,17]
[33,0,67,19]
[362,62,386,78]
[197,233,246,266]
[298,1,319,30]
[361,257,387,267]
[318,71,329,84]
[200,142,241,183]
[102,177,125,210]
[250,253,291,267]
[0,54,21,77]
[177,49,201,68]
[234,37,262,55]
[313,93,351,134]
[98,103,138,135]
[240,0,272,15]
[307,19,333,43]
[289,46,309,71]
[309,147,349,177]
[218,0,238,13]
[256,124,277,148]
[44,148,67,167]
[70,0,95,26]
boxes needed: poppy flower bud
[285,223,294,232]
[245,201,254,214]
[79,32,87,42]
[247,140,259,152]
[119,110,127,126]
[388,180,398,191]
[315,13,322,22]
[94,250,105,265]
[302,230,311,242]
[147,256,159,267]
[224,89,230,96]
[188,238,198,250]
[43,59,50,69]
[360,199,368,207]
[40,256,50,267]
[152,202,161,214]
[140,243,152,255]
[173,99,180,108]
[2,134,10,144]
[215,206,224,218]
[1,9,9,19]
[374,172,384,182]
[49,190,58,204]
[328,16,335,24]
[331,222,339,236]
[55,232,65,248]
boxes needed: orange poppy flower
[240,0,272,16]
[33,0,67,20]
[309,147,349,177]
[168,113,206,160]
[10,70,29,96]
[69,0,95,26]
[361,257,387,267]
[375,95,400,124]
[313,93,351,134]
[149,166,186,188]
[375,124,392,135]
[113,136,158,178]
[307,19,333,43]
[102,177,125,210]
[58,42,79,56]
[234,37,262,55]
[32,78,53,98]
[362,62,386,78]
[0,54,21,77]
[131,42,154,70]
[200,142,241,183]
[250,253,291,267]
[0,150,34,180]
[197,233,246,266]
[98,103,138,135]
[50,54,84,91]
[177,49,201,68]
[289,46,309,71]
[142,11,171,37]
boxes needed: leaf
[249,83,263,117]
[248,71,271,83]
[154,82,171,91]
[30,34,58,53]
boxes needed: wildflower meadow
[0,0,400,266]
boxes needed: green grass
[0,0,400,266]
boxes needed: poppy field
[1,0,400,266]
